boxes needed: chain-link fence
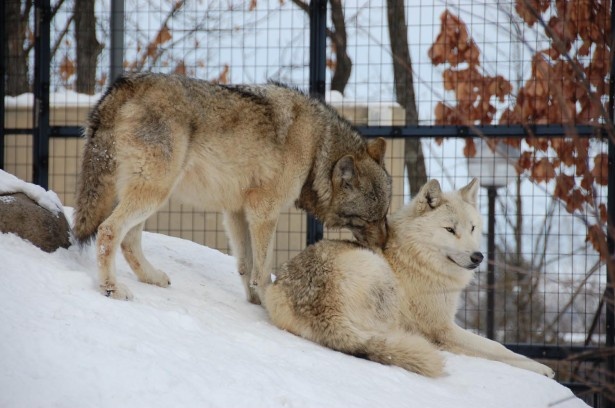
[2,1,614,405]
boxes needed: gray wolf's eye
[445,227,455,234]
[471,225,475,232]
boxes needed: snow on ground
[0,171,589,408]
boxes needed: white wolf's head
[390,178,483,274]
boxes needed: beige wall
[3,98,406,271]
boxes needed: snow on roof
[4,91,101,108]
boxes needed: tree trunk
[328,0,351,94]
[386,0,427,198]
[4,0,31,96]
[291,0,352,94]
[74,0,103,94]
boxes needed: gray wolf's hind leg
[96,192,168,300]
[121,221,170,287]
[224,210,259,304]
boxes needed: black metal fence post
[33,0,51,189]
[604,1,615,406]
[110,0,125,83]
[306,0,326,246]
[606,129,615,408]
[605,1,615,406]
[0,0,6,170]
[486,186,497,340]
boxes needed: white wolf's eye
[471,225,475,232]
[445,227,455,234]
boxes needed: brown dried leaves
[430,4,611,259]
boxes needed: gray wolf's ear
[333,155,356,187]
[366,137,386,166]
[460,178,480,207]
[416,179,442,213]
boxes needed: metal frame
[0,0,5,170]
[32,0,51,190]
[306,0,327,246]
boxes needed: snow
[0,171,589,408]
[4,91,102,108]
[0,169,64,215]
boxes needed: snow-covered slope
[0,214,588,408]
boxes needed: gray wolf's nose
[471,252,484,265]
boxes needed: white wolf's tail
[360,331,444,377]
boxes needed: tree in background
[4,0,103,95]
[291,0,428,196]
[429,1,612,393]
[74,0,103,94]
[386,0,426,197]
[429,2,610,263]
[290,0,352,93]
[4,0,32,96]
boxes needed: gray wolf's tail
[73,76,135,245]
[360,331,444,377]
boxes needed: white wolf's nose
[471,252,484,265]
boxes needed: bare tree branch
[51,14,73,59]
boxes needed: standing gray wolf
[264,178,555,378]
[73,72,391,303]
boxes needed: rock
[0,192,71,252]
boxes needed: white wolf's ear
[366,137,386,166]
[333,155,356,187]
[416,179,442,213]
[460,178,480,207]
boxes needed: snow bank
[0,211,589,408]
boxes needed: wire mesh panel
[1,0,613,405]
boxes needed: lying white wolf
[264,178,554,378]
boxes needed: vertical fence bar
[110,0,125,83]
[0,0,6,170]
[607,131,615,408]
[306,0,326,246]
[33,0,51,189]
[605,1,615,407]
[486,186,497,340]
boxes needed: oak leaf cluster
[429,2,610,258]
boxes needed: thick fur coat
[265,178,555,378]
[73,73,391,303]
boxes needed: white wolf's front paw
[540,364,555,378]
[140,270,171,288]
[528,361,555,378]
[99,282,134,300]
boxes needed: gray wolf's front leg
[224,210,258,304]
[247,217,277,303]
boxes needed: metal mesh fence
[2,0,613,405]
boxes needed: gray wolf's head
[391,178,483,271]
[326,137,392,249]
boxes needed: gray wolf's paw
[247,284,262,305]
[140,270,171,288]
[99,282,134,300]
